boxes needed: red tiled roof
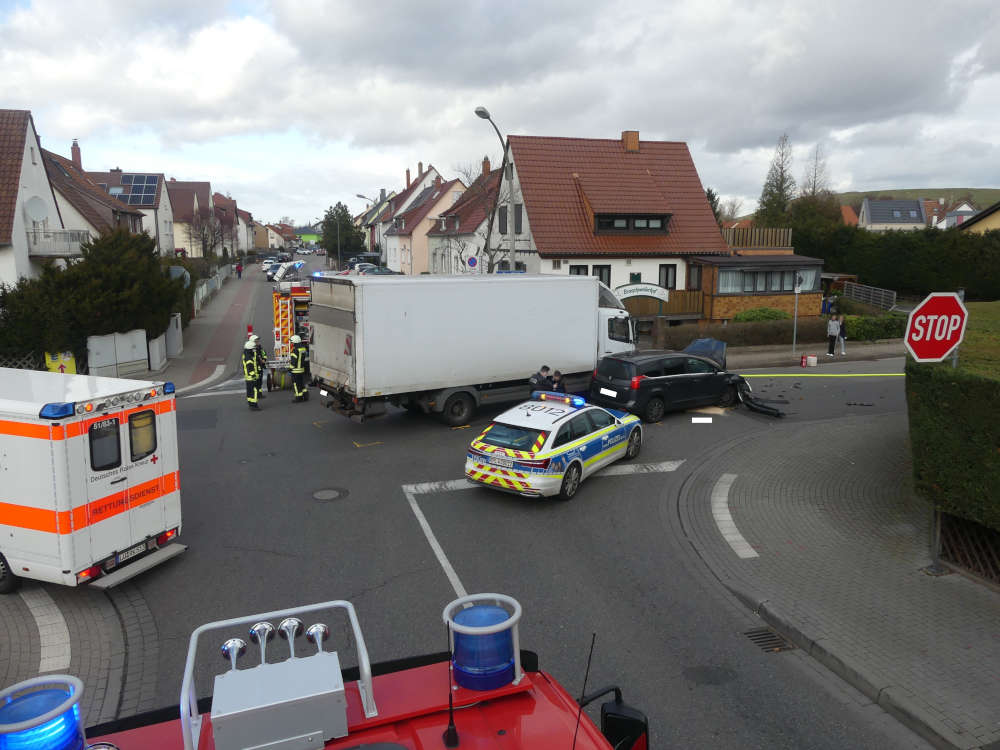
[236,208,253,223]
[427,169,501,237]
[385,179,464,236]
[383,165,439,221]
[43,149,142,234]
[509,135,729,257]
[922,200,946,225]
[167,180,211,220]
[0,110,32,245]
[841,205,859,226]
[167,186,198,222]
[722,218,754,229]
[213,192,237,227]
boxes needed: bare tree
[720,197,744,222]
[453,159,507,273]
[186,210,223,258]
[801,142,830,198]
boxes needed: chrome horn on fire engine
[305,623,329,654]
[220,638,247,671]
[249,621,275,666]
[278,617,304,658]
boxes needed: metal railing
[843,281,897,310]
[26,229,90,257]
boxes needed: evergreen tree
[320,202,365,268]
[755,133,796,226]
[705,187,721,225]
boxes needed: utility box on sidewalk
[87,329,149,377]
[166,312,184,357]
[148,333,167,372]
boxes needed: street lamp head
[474,106,491,120]
[356,194,370,201]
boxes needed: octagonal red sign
[905,292,969,362]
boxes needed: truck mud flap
[90,543,187,589]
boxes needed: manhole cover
[313,488,349,502]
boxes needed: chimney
[482,156,490,177]
[418,161,423,175]
[406,168,411,188]
[379,188,386,201]
[435,175,442,188]
[111,166,122,175]
[71,139,81,170]
[622,131,640,153]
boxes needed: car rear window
[480,423,548,451]
[597,358,635,380]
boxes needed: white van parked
[0,367,185,593]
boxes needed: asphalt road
[131,266,928,749]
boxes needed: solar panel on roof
[147,175,158,184]
[144,184,155,194]
[121,175,132,185]
[141,194,155,205]
[129,194,143,205]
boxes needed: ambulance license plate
[600,387,617,397]
[490,456,514,468]
[117,542,146,564]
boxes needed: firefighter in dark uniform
[243,340,261,410]
[251,334,267,397]
[290,334,309,402]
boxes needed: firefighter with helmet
[250,333,267,397]
[243,340,261,410]
[290,334,309,402]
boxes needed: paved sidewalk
[678,413,1000,749]
[728,339,906,370]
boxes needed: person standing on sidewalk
[289,335,309,402]
[826,315,840,357]
[837,314,848,355]
[236,261,243,279]
[243,341,261,410]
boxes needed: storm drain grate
[744,627,794,652]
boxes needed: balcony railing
[624,289,703,318]
[27,229,90,257]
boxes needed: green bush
[906,360,1000,531]
[653,314,905,350]
[733,307,790,322]
[842,315,906,341]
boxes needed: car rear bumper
[464,459,556,497]
[588,391,637,412]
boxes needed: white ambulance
[0,367,185,593]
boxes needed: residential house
[944,200,977,228]
[958,199,1000,234]
[356,189,395,257]
[265,224,285,248]
[165,179,215,257]
[212,192,240,256]
[85,148,175,256]
[272,223,297,246]
[426,158,500,273]
[857,198,925,231]
[923,199,947,229]
[0,110,79,285]
[235,208,254,255]
[43,149,144,237]
[253,223,269,250]
[383,175,466,274]
[380,162,441,271]
[840,205,858,226]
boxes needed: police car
[465,392,643,500]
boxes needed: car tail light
[76,565,101,583]
[592,368,598,378]
[157,528,178,546]
[630,375,647,390]
[517,457,551,469]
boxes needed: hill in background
[837,188,1000,212]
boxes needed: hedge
[733,307,790,322]
[905,361,1000,532]
[652,315,903,350]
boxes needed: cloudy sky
[3,0,999,224]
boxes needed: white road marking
[180,388,245,399]
[19,587,72,672]
[403,488,468,599]
[175,364,227,395]
[404,479,476,495]
[598,460,684,476]
[691,417,713,424]
[711,473,759,559]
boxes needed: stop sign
[905,292,969,362]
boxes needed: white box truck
[309,275,635,425]
[0,367,185,593]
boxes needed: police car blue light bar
[530,391,586,407]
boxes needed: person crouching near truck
[290,334,309,403]
[243,341,262,410]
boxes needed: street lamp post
[475,106,515,273]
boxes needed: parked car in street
[589,343,743,422]
[260,256,276,272]
[358,266,400,275]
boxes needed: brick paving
[678,412,1000,749]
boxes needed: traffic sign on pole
[904,292,969,362]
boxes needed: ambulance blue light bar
[39,402,75,419]
[163,382,175,394]
[531,391,586,407]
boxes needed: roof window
[595,215,668,234]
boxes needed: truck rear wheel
[0,552,20,594]
[441,392,475,426]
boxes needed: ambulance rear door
[121,401,170,546]
[83,411,134,562]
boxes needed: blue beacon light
[443,594,523,692]
[0,675,85,750]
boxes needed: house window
[719,269,741,294]
[110,187,123,196]
[591,265,611,286]
[514,204,523,234]
[634,219,648,228]
[498,206,507,235]
[893,210,901,218]
[687,265,702,290]
[783,270,795,290]
[596,216,629,231]
[768,271,782,291]
[648,218,663,229]
[658,264,677,289]
[552,260,562,270]
[909,210,918,218]
[595,215,668,233]
[569,265,588,276]
[630,272,641,283]
[30,147,36,164]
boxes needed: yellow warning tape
[740,373,905,378]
